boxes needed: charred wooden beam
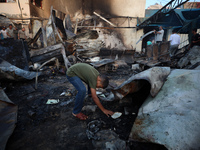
[30,43,63,57]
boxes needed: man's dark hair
[9,24,12,26]
[192,28,197,32]
[99,74,109,89]
[172,29,177,33]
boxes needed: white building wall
[110,0,146,52]
[0,0,30,19]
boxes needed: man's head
[159,26,163,30]
[96,74,109,89]
[192,28,197,35]
[172,29,177,34]
[9,24,13,29]
[2,26,6,30]
[22,27,25,32]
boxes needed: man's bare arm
[156,31,162,34]
[91,88,114,117]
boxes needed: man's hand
[91,88,114,117]
[103,109,114,117]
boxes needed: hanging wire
[115,18,128,26]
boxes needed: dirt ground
[3,66,167,150]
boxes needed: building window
[0,0,16,2]
[31,0,42,9]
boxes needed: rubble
[92,130,127,150]
[0,88,17,150]
[130,69,200,150]
[136,42,170,68]
[0,58,41,81]
[86,120,102,140]
[82,105,97,112]
[1,1,200,150]
[178,46,200,68]
[131,64,140,71]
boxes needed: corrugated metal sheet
[130,69,200,150]
[0,88,18,150]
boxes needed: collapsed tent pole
[94,12,117,27]
[60,44,71,69]
[35,57,57,89]
[74,19,78,34]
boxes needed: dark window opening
[31,0,42,9]
[0,0,6,2]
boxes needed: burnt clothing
[191,33,200,48]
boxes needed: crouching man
[66,63,114,120]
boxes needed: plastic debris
[98,92,115,101]
[60,92,71,96]
[88,57,100,62]
[96,91,102,95]
[131,64,140,70]
[46,99,59,104]
[99,94,106,98]
[111,112,122,119]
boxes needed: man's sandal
[72,112,88,120]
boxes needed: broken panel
[130,69,200,150]
[112,67,171,99]
[0,88,18,150]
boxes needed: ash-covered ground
[3,66,167,150]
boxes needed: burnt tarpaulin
[0,39,30,71]
[0,58,40,81]
[112,67,171,100]
[130,69,200,150]
[0,88,18,150]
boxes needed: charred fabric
[1,8,200,150]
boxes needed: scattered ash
[3,70,166,150]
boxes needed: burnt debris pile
[1,4,200,150]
